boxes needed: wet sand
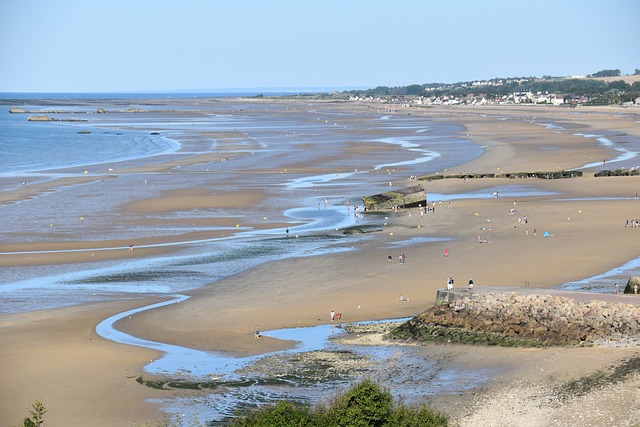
[2,101,640,426]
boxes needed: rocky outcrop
[27,115,87,122]
[362,170,583,210]
[390,292,640,347]
[96,107,145,113]
[12,108,86,114]
[419,170,582,181]
[625,276,640,294]
[595,169,640,177]
[362,185,424,210]
[27,115,53,121]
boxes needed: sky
[1,0,638,93]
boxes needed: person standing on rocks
[468,278,474,290]
[447,277,454,290]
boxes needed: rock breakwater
[390,292,640,348]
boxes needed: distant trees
[342,69,638,105]
[589,69,622,78]
[634,69,640,75]
[607,80,631,91]
[404,84,424,95]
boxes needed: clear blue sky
[1,0,638,93]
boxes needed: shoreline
[2,101,640,426]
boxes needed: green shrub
[228,379,448,427]
[15,401,46,427]
[386,403,449,426]
[228,401,317,427]
[323,379,393,427]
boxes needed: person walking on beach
[468,278,474,290]
[286,227,289,237]
[330,310,335,321]
[255,324,261,338]
[614,283,619,294]
[388,255,392,264]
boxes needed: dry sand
[2,102,640,426]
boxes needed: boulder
[624,276,640,294]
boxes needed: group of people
[447,277,474,291]
[388,254,406,264]
[625,219,640,227]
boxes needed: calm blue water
[0,108,180,174]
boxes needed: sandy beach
[2,100,640,426]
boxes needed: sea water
[0,107,180,175]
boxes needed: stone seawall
[391,290,640,348]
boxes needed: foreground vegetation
[228,380,448,427]
[16,380,448,427]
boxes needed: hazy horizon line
[0,86,370,95]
